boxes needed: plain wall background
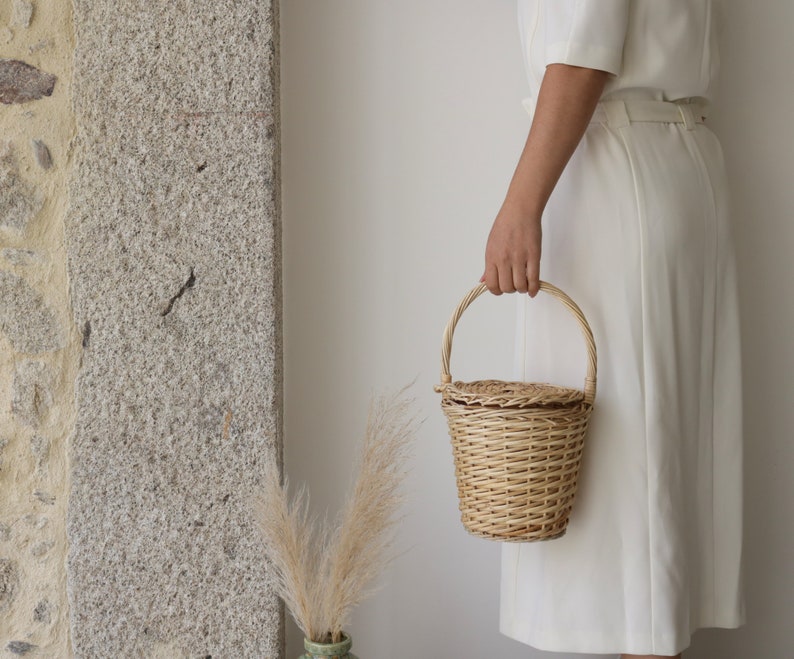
[281,2,794,657]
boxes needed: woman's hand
[481,202,542,297]
[480,63,608,297]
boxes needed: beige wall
[700,1,794,656]
[282,1,794,657]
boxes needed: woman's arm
[482,63,610,297]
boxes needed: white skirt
[499,99,745,655]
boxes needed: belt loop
[678,104,696,130]
[602,100,631,129]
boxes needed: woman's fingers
[483,209,542,295]
[498,264,517,294]
[483,263,502,295]
[526,257,540,298]
[525,224,542,297]
[513,265,529,294]
[527,277,540,297]
[484,259,538,296]
[483,252,541,296]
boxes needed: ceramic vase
[300,631,358,659]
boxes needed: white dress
[499,1,745,655]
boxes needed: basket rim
[437,378,588,408]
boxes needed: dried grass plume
[251,384,420,644]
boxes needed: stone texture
[66,0,283,656]
[22,514,48,530]
[33,598,53,624]
[0,558,19,612]
[12,360,55,427]
[30,540,54,557]
[27,39,53,55]
[1,248,42,266]
[0,141,45,231]
[31,138,52,169]
[0,4,76,656]
[0,58,55,104]
[0,272,64,353]
[32,490,54,506]
[29,435,51,472]
[11,1,34,29]
[6,641,37,655]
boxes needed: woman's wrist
[500,193,544,224]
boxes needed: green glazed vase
[300,632,358,659]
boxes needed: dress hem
[499,616,746,655]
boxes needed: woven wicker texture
[435,282,597,542]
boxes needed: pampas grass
[252,385,419,645]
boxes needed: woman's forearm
[483,63,609,296]
[505,64,609,217]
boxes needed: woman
[483,2,744,657]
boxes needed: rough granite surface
[0,58,56,104]
[11,1,34,30]
[65,1,283,657]
[0,270,64,352]
[0,141,45,231]
[0,559,19,613]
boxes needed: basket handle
[439,281,597,406]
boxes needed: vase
[300,632,359,659]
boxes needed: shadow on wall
[697,0,794,656]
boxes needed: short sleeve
[543,0,630,76]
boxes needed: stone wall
[0,0,79,655]
[1,0,283,656]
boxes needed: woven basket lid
[440,379,586,408]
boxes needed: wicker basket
[434,281,597,542]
